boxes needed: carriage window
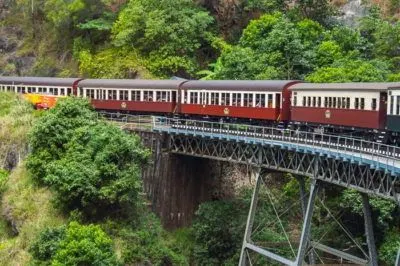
[303,96,306,107]
[243,93,252,107]
[156,91,167,102]
[317,97,321,107]
[131,91,140,101]
[7,86,11,91]
[267,94,273,108]
[307,97,311,107]
[60,88,65,95]
[120,90,129,101]
[324,97,327,107]
[67,88,72,95]
[232,93,241,106]
[333,97,337,108]
[108,90,117,100]
[338,97,342,108]
[17,87,21,93]
[312,97,316,107]
[54,88,58,95]
[255,94,265,107]
[144,91,153,101]
[293,96,297,107]
[360,98,365,110]
[355,98,359,109]
[372,98,377,110]
[190,92,199,104]
[221,93,230,106]
[87,89,95,99]
[397,96,400,115]
[328,97,332,108]
[210,92,219,105]
[49,88,54,94]
[390,96,394,114]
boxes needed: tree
[45,122,149,217]
[112,0,214,77]
[52,222,119,266]
[306,59,391,82]
[26,98,96,184]
[193,200,247,265]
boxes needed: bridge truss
[150,116,400,266]
[102,112,400,265]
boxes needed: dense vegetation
[0,96,189,264]
[1,0,400,265]
[1,0,400,81]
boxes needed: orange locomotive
[23,93,64,109]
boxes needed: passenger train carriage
[180,80,297,121]
[3,76,400,144]
[77,79,184,114]
[289,83,394,130]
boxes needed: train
[1,76,400,144]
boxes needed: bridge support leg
[295,179,320,266]
[298,176,316,265]
[239,168,262,266]
[361,193,378,266]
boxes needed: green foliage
[341,190,398,229]
[244,0,287,12]
[295,0,336,25]
[306,59,391,82]
[30,226,66,263]
[51,222,119,266]
[379,229,400,265]
[0,169,9,195]
[112,0,214,77]
[77,47,153,79]
[26,97,149,218]
[117,213,188,265]
[26,97,96,184]
[192,200,247,265]
[45,122,148,217]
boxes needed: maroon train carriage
[180,80,299,121]
[0,76,81,95]
[288,83,400,130]
[77,79,186,114]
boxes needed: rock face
[138,131,258,229]
[0,0,35,76]
[336,0,366,27]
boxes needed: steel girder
[169,134,400,203]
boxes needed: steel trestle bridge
[102,112,400,266]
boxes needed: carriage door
[276,93,281,109]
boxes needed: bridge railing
[152,117,400,169]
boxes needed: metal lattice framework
[102,113,400,265]
[167,134,400,202]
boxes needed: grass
[0,92,66,265]
[0,165,66,265]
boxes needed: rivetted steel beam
[362,194,379,266]
[244,243,294,266]
[297,176,316,265]
[310,241,368,265]
[239,170,263,266]
[295,179,320,266]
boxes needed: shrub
[26,97,96,184]
[51,222,119,266]
[30,226,66,262]
[45,123,149,217]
